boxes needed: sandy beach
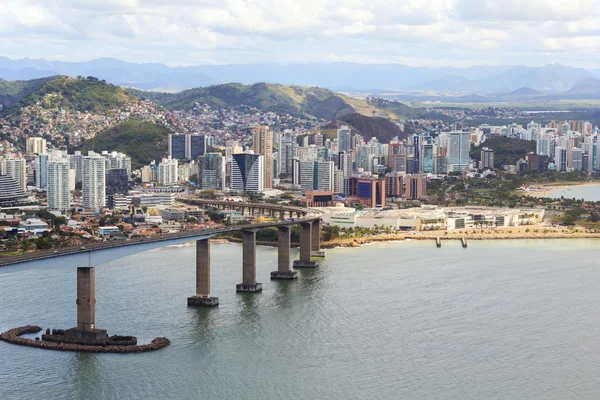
[521,182,600,198]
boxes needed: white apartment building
[82,153,106,209]
[158,158,178,185]
[47,155,71,210]
[26,137,47,155]
[0,157,27,189]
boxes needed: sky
[0,0,598,68]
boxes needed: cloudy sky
[0,0,598,68]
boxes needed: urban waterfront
[1,240,600,399]
[544,184,600,202]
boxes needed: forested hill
[1,76,135,116]
[78,120,173,167]
[470,136,536,168]
[0,76,59,108]
[129,82,401,121]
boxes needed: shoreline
[523,181,600,198]
[224,229,600,250]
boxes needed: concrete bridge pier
[311,219,325,258]
[188,239,219,307]
[236,230,263,292]
[293,222,318,268]
[64,267,108,342]
[271,226,298,280]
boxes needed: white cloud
[0,0,597,68]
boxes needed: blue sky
[0,0,598,68]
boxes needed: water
[1,240,600,399]
[544,184,600,201]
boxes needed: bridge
[0,201,325,344]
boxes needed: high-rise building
[412,135,421,173]
[47,155,70,211]
[299,161,334,193]
[0,157,27,189]
[422,143,434,174]
[168,134,187,160]
[231,153,264,193]
[169,134,207,161]
[199,153,225,190]
[26,137,47,155]
[0,175,28,206]
[277,131,297,177]
[82,153,106,209]
[35,154,49,189]
[68,151,83,183]
[158,158,178,185]
[404,175,427,200]
[189,134,207,160]
[253,126,273,189]
[106,168,129,209]
[337,126,352,154]
[554,147,567,171]
[386,172,403,198]
[480,147,495,169]
[446,131,471,172]
[572,148,583,170]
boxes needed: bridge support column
[271,226,298,280]
[293,222,318,268]
[236,230,263,292]
[64,267,107,342]
[188,239,218,307]
[279,210,285,220]
[311,219,325,258]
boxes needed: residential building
[158,158,178,185]
[252,125,273,189]
[405,175,427,200]
[0,157,27,189]
[26,137,47,155]
[47,154,70,210]
[480,147,494,169]
[82,153,106,209]
[337,125,352,153]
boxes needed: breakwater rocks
[0,326,170,353]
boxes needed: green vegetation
[0,76,59,108]
[131,82,397,120]
[79,120,173,167]
[470,136,536,168]
[2,76,134,116]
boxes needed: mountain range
[0,57,598,95]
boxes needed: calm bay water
[1,239,600,399]
[544,184,600,201]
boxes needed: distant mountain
[131,82,386,120]
[564,78,600,96]
[1,76,135,116]
[0,57,596,94]
[0,76,59,108]
[79,120,172,167]
[506,87,540,96]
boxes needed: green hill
[2,76,135,116]
[130,82,396,120]
[470,136,536,168]
[79,120,173,167]
[0,76,60,108]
